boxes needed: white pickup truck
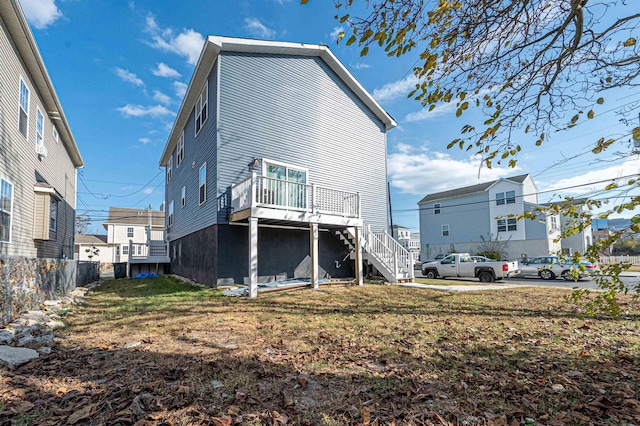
[421,253,520,283]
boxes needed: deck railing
[231,172,360,218]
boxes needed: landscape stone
[0,345,39,367]
[16,333,35,347]
[43,300,62,307]
[124,341,142,349]
[46,320,65,329]
[210,380,224,389]
[38,347,52,355]
[0,330,14,344]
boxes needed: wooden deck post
[249,217,258,298]
[355,226,363,286]
[310,223,319,289]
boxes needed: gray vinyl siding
[166,64,218,242]
[524,202,548,239]
[217,52,389,231]
[0,14,76,258]
[419,192,491,248]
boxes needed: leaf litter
[0,277,638,425]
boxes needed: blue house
[158,36,413,296]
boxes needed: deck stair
[336,221,414,283]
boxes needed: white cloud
[145,15,204,65]
[350,62,371,70]
[139,137,152,144]
[142,187,155,195]
[151,62,182,78]
[243,18,276,39]
[173,81,188,97]
[117,104,174,118]
[388,143,518,195]
[115,68,144,86]
[153,90,172,105]
[20,0,62,29]
[537,158,640,200]
[404,102,458,122]
[373,74,419,103]
[329,26,344,41]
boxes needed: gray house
[0,0,84,259]
[159,36,413,296]
[418,173,592,260]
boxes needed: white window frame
[127,227,134,238]
[434,203,441,214]
[52,126,59,143]
[116,245,120,256]
[177,132,184,165]
[36,108,44,147]
[0,178,14,243]
[195,81,208,136]
[168,200,174,227]
[497,219,507,232]
[506,190,516,204]
[507,217,517,231]
[122,244,129,255]
[550,215,558,231]
[496,192,505,205]
[49,198,57,232]
[181,186,186,208]
[199,163,207,205]
[19,78,29,139]
[441,224,450,237]
[167,154,173,183]
[261,158,309,182]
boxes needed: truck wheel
[540,269,556,280]
[478,271,494,283]
[425,269,438,279]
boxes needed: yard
[1,277,639,425]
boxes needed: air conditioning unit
[35,144,48,157]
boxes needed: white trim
[52,125,59,143]
[166,154,173,183]
[49,198,57,232]
[181,186,186,208]
[0,178,14,243]
[433,203,441,214]
[36,107,44,147]
[199,162,207,205]
[194,81,208,137]
[441,224,450,237]
[176,131,184,166]
[261,158,309,182]
[18,77,29,139]
[168,200,174,227]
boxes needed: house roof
[75,234,108,245]
[0,0,83,167]
[418,173,531,204]
[159,36,397,166]
[102,207,165,228]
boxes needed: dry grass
[1,276,639,425]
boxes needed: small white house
[102,207,165,263]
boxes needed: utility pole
[388,181,394,238]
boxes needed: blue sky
[19,0,640,233]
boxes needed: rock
[221,341,238,350]
[0,345,39,367]
[210,380,224,389]
[0,330,15,344]
[38,347,52,355]
[551,384,566,393]
[16,333,35,347]
[124,341,142,349]
[46,320,65,329]
[43,300,62,307]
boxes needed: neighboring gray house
[159,36,413,295]
[418,174,566,260]
[0,0,84,259]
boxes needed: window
[53,126,59,143]
[434,203,441,214]
[199,163,207,205]
[263,160,308,208]
[122,244,129,255]
[127,227,134,238]
[116,245,120,256]
[506,190,516,204]
[181,186,186,207]
[168,200,174,226]
[36,108,44,147]
[177,132,184,165]
[167,154,173,183]
[498,218,517,232]
[0,179,13,242]
[19,79,29,138]
[550,215,558,231]
[441,224,450,237]
[496,192,505,205]
[195,81,208,136]
[497,191,516,205]
[49,198,57,232]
